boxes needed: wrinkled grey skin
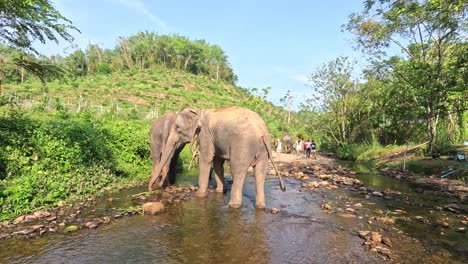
[149,112,185,188]
[282,135,293,154]
[149,106,284,208]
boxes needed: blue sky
[39,0,366,108]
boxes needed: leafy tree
[345,0,467,152]
[307,57,363,145]
[0,0,78,92]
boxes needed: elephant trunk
[148,146,175,191]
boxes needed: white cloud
[116,0,169,31]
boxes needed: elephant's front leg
[195,154,212,198]
[213,157,225,193]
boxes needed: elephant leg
[213,157,225,193]
[254,159,268,209]
[228,162,249,208]
[195,155,212,198]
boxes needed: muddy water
[0,175,380,264]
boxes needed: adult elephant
[149,112,185,187]
[282,135,293,154]
[148,106,285,208]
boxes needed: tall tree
[345,0,467,152]
[307,57,363,145]
[0,0,78,92]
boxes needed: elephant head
[148,108,202,191]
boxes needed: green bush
[0,112,152,220]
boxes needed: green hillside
[0,68,301,221]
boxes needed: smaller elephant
[149,112,186,188]
[282,135,293,154]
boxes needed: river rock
[456,227,466,233]
[372,191,384,197]
[302,175,310,181]
[84,221,99,229]
[64,225,79,233]
[14,228,36,235]
[143,202,165,215]
[371,232,382,243]
[353,203,362,208]
[102,216,111,224]
[13,215,26,224]
[31,224,45,231]
[382,237,392,247]
[271,208,279,214]
[33,210,51,218]
[309,182,320,188]
[46,216,57,222]
[319,181,330,187]
[358,231,370,239]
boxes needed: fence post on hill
[403,141,409,171]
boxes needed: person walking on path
[311,140,317,159]
[295,138,303,156]
[304,139,312,158]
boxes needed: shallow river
[0,164,466,263]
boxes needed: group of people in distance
[273,137,317,159]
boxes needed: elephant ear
[175,108,201,142]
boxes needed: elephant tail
[262,136,286,192]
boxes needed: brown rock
[358,231,370,239]
[271,208,279,214]
[46,216,57,222]
[371,232,382,243]
[319,181,330,187]
[33,210,51,218]
[339,213,356,218]
[31,224,45,231]
[13,215,26,224]
[382,237,392,247]
[143,202,165,215]
[372,191,384,197]
[85,221,99,229]
[353,203,363,207]
[14,228,36,235]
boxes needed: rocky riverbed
[1,153,466,263]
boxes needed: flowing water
[0,165,466,263]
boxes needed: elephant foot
[195,190,208,198]
[228,203,241,209]
[255,203,266,209]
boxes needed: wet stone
[46,216,57,222]
[143,202,165,215]
[382,237,392,247]
[372,191,384,197]
[64,225,79,233]
[358,231,370,239]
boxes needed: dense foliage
[1,32,238,86]
[301,0,467,159]
[0,109,151,220]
